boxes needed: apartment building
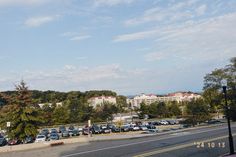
[127,92,201,109]
[87,96,117,108]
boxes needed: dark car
[111,126,120,132]
[68,125,75,131]
[24,136,34,144]
[70,129,80,136]
[167,120,177,125]
[8,139,22,145]
[146,125,156,129]
[0,137,7,146]
[41,128,49,137]
[50,133,60,140]
[62,130,70,137]
[100,125,111,134]
[207,119,222,124]
[50,128,58,134]
[91,125,101,134]
[59,126,66,133]
[82,128,91,135]
[121,125,130,132]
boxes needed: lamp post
[222,80,235,155]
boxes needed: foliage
[185,99,211,126]
[1,81,43,140]
[203,57,236,121]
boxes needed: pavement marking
[170,132,191,136]
[61,125,236,157]
[133,133,236,157]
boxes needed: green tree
[6,81,43,140]
[156,102,168,118]
[168,101,182,117]
[52,106,69,125]
[203,57,236,121]
[185,99,211,126]
[138,102,149,118]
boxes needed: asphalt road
[60,124,236,157]
[1,124,236,157]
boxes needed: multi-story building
[88,96,117,108]
[127,92,201,109]
[38,102,63,108]
[127,94,158,109]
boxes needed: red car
[8,139,22,145]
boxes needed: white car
[160,120,169,125]
[35,134,46,142]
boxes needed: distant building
[127,92,201,108]
[87,96,117,108]
[127,94,158,108]
[38,102,62,108]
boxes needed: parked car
[70,129,80,136]
[121,125,130,132]
[146,125,156,129]
[8,139,22,145]
[166,120,176,125]
[91,125,101,134]
[24,136,34,144]
[35,134,47,142]
[59,126,66,133]
[139,125,148,131]
[207,119,222,124]
[111,126,120,132]
[159,120,169,125]
[50,133,60,140]
[82,128,91,135]
[68,125,75,131]
[41,128,49,137]
[62,130,70,137]
[100,125,111,134]
[130,125,140,131]
[0,137,7,147]
[50,128,58,134]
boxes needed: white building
[127,94,158,109]
[88,96,117,108]
[127,92,201,108]
[38,102,63,108]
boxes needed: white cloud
[145,52,165,62]
[141,13,236,62]
[0,64,147,93]
[113,30,158,42]
[70,35,91,41]
[93,0,135,7]
[124,0,200,26]
[195,4,207,16]
[64,65,76,70]
[24,15,59,27]
[0,0,50,7]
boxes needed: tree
[168,101,182,117]
[203,57,236,121]
[156,102,169,118]
[52,106,69,125]
[5,81,43,140]
[185,99,211,126]
[138,102,149,118]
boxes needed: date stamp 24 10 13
[194,141,225,149]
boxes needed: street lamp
[222,79,235,155]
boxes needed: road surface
[1,123,236,157]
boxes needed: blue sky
[0,0,236,95]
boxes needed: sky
[0,0,236,95]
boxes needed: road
[1,124,236,157]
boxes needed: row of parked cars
[0,119,180,147]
